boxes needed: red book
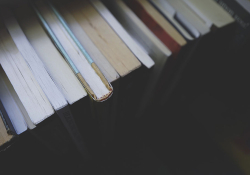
[123,0,182,57]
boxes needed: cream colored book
[183,0,234,29]
[14,4,88,104]
[63,0,141,77]
[150,0,197,40]
[90,0,154,69]
[0,21,54,125]
[35,0,111,101]
[51,0,119,83]
[166,0,210,35]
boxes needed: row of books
[0,0,237,159]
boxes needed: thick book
[34,0,113,102]
[49,0,120,146]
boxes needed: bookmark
[47,1,113,97]
[31,1,113,102]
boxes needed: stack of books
[0,0,235,160]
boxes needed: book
[1,60,89,158]
[90,0,155,69]
[104,0,171,58]
[149,0,198,40]
[49,0,119,83]
[183,0,234,29]
[46,0,120,146]
[0,19,54,125]
[120,0,202,116]
[59,0,143,123]
[63,0,141,77]
[123,0,186,57]
[0,66,27,135]
[34,0,112,102]
[103,0,176,118]
[165,0,210,35]
[2,4,92,158]
[1,8,68,112]
[14,4,87,105]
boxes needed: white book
[166,0,210,35]
[0,21,54,125]
[91,0,155,69]
[150,0,198,39]
[36,0,109,99]
[52,2,119,83]
[104,0,172,118]
[2,9,68,111]
[14,5,87,105]
[0,67,27,134]
[183,0,234,28]
[0,67,35,129]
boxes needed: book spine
[56,106,90,160]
